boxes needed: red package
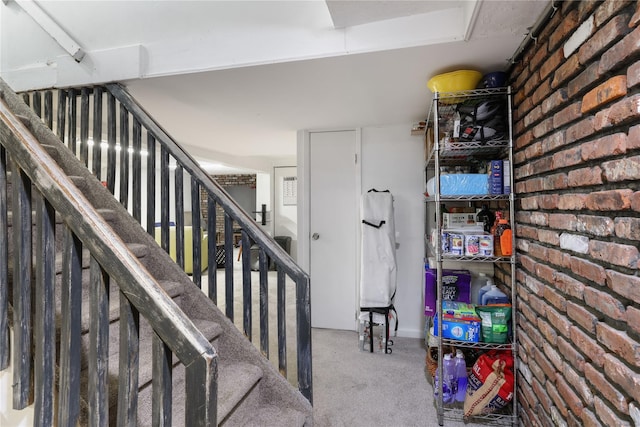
[463,350,514,416]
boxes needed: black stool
[360,305,396,354]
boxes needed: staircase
[0,79,313,425]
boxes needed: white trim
[296,130,310,273]
[354,128,362,331]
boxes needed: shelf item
[425,86,517,426]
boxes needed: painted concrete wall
[360,124,426,338]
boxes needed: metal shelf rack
[425,86,517,426]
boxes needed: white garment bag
[359,189,397,308]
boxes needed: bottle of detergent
[477,277,495,307]
[481,284,510,305]
[454,350,468,403]
[442,353,455,404]
[495,218,512,256]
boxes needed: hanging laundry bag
[359,189,397,308]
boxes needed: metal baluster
[34,193,56,426]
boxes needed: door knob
[312,233,320,240]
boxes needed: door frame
[297,128,362,330]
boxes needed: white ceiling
[0,0,550,173]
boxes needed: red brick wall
[509,1,640,425]
[200,174,256,241]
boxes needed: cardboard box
[433,314,481,342]
[503,160,511,194]
[441,301,478,320]
[489,160,503,195]
[424,268,471,316]
[443,212,477,229]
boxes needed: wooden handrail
[0,80,216,371]
[2,79,219,424]
[105,84,309,283]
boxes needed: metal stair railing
[20,84,313,402]
[0,79,217,426]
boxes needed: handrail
[105,83,313,402]
[105,84,307,281]
[0,79,217,423]
[17,81,313,404]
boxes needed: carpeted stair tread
[77,280,184,334]
[231,403,309,426]
[217,361,264,422]
[79,317,223,418]
[54,243,149,273]
[135,360,263,427]
[3,89,315,426]
[6,208,116,226]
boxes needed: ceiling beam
[11,0,85,62]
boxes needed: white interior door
[309,130,358,330]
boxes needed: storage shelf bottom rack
[442,407,516,426]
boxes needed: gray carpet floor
[201,250,491,426]
[311,328,487,427]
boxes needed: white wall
[360,124,425,338]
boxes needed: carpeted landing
[311,328,487,427]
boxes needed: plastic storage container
[500,228,513,256]
[470,273,488,305]
[481,285,510,305]
[476,277,494,307]
[494,219,511,256]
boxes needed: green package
[476,305,512,343]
